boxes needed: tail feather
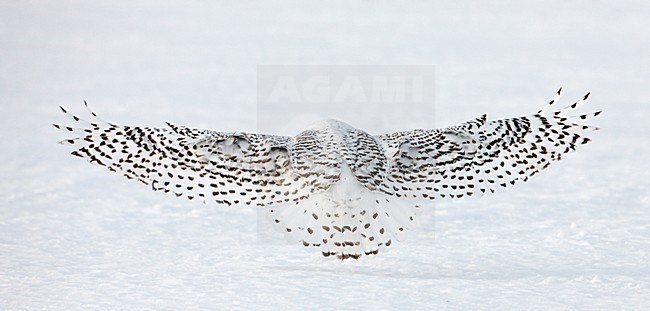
[268,165,419,260]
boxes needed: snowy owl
[55,88,600,260]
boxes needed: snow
[1,0,649,309]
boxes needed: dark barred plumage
[55,88,600,260]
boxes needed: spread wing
[54,103,340,207]
[375,88,602,200]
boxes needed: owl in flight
[55,88,600,260]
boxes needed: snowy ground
[1,1,649,309]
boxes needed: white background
[1,1,649,309]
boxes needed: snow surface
[1,0,649,309]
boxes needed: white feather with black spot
[55,88,601,260]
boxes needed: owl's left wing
[375,89,601,200]
[54,103,339,207]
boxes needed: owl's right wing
[54,104,340,207]
[375,88,601,201]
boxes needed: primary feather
[55,89,600,260]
